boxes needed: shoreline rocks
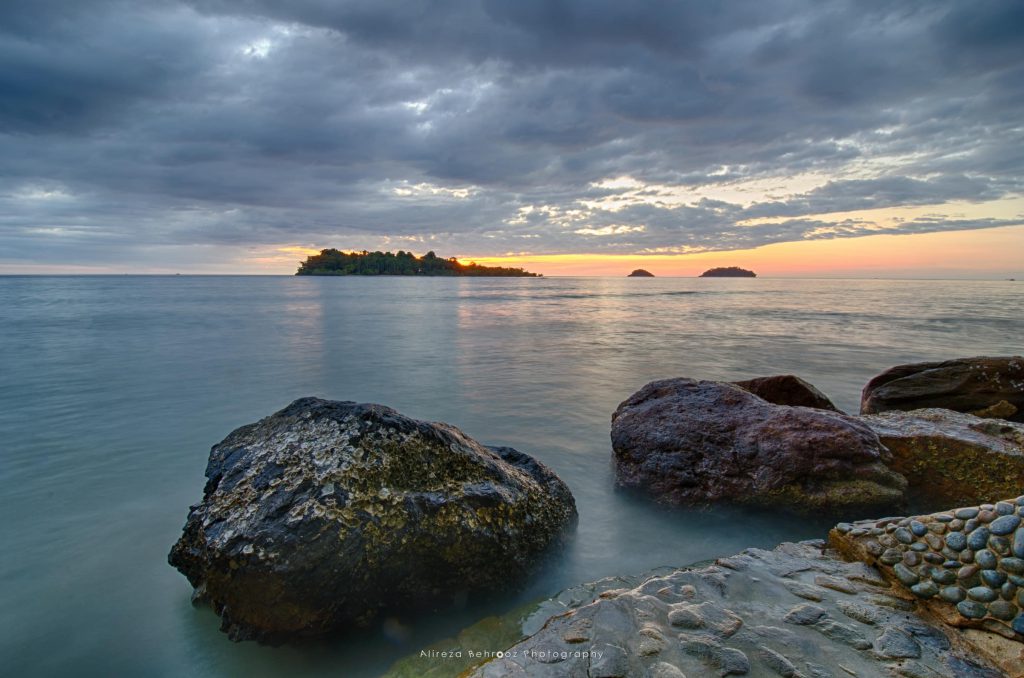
[168,397,577,643]
[456,540,1006,678]
[830,497,1024,675]
[733,374,841,412]
[611,378,906,512]
[861,409,1024,508]
[861,356,1024,422]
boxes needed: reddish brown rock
[611,379,906,512]
[734,374,841,411]
[861,356,1024,422]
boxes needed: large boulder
[168,398,577,643]
[861,356,1024,422]
[611,379,906,512]
[860,409,1024,508]
[830,498,1024,675]
[734,374,841,411]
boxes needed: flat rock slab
[861,409,1024,508]
[861,356,1024,422]
[462,541,1003,677]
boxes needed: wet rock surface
[860,409,1024,508]
[733,375,841,412]
[611,378,906,512]
[168,398,577,642]
[861,356,1024,422]
[462,541,1004,678]
[831,497,1024,676]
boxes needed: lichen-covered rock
[860,409,1024,507]
[455,541,1003,678]
[168,398,577,643]
[861,356,1024,422]
[830,498,1024,676]
[611,379,906,512]
[733,374,841,411]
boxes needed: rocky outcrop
[168,398,577,643]
[611,379,906,512]
[458,540,1004,678]
[861,356,1024,422]
[860,409,1024,508]
[734,374,841,411]
[830,497,1024,676]
[628,269,655,277]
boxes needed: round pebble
[1013,615,1024,634]
[978,510,996,524]
[928,522,947,535]
[935,514,953,523]
[989,600,1017,621]
[923,553,944,565]
[982,504,996,511]
[911,581,938,599]
[866,541,883,556]
[968,527,990,551]
[903,552,921,567]
[955,507,979,520]
[932,569,957,585]
[967,586,997,603]
[879,534,897,548]
[961,550,975,564]
[945,532,967,551]
[976,550,998,570]
[1014,529,1024,558]
[940,586,966,603]
[1002,558,1024,574]
[910,520,927,537]
[990,515,1021,536]
[880,549,902,565]
[964,519,980,534]
[996,502,1015,516]
[990,536,1011,555]
[909,542,928,552]
[1001,582,1017,600]
[893,563,920,586]
[958,564,980,580]
[924,533,943,550]
[981,570,1007,587]
[894,528,914,545]
[942,560,961,569]
[1010,575,1024,587]
[957,600,988,619]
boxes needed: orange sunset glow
[453,225,1024,278]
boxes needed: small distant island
[628,269,655,277]
[296,249,539,276]
[699,266,757,278]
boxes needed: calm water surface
[1,276,1021,676]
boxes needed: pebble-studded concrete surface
[833,497,1024,640]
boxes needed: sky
[1,0,1022,277]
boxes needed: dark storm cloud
[1,0,1022,268]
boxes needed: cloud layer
[2,0,1022,269]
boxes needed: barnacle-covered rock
[169,398,577,643]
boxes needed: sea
[1,275,1021,677]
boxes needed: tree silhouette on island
[699,266,757,278]
[296,249,539,276]
[627,269,655,277]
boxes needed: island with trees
[296,249,540,276]
[627,269,655,277]
[699,266,757,278]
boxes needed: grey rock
[169,398,577,642]
[733,374,841,411]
